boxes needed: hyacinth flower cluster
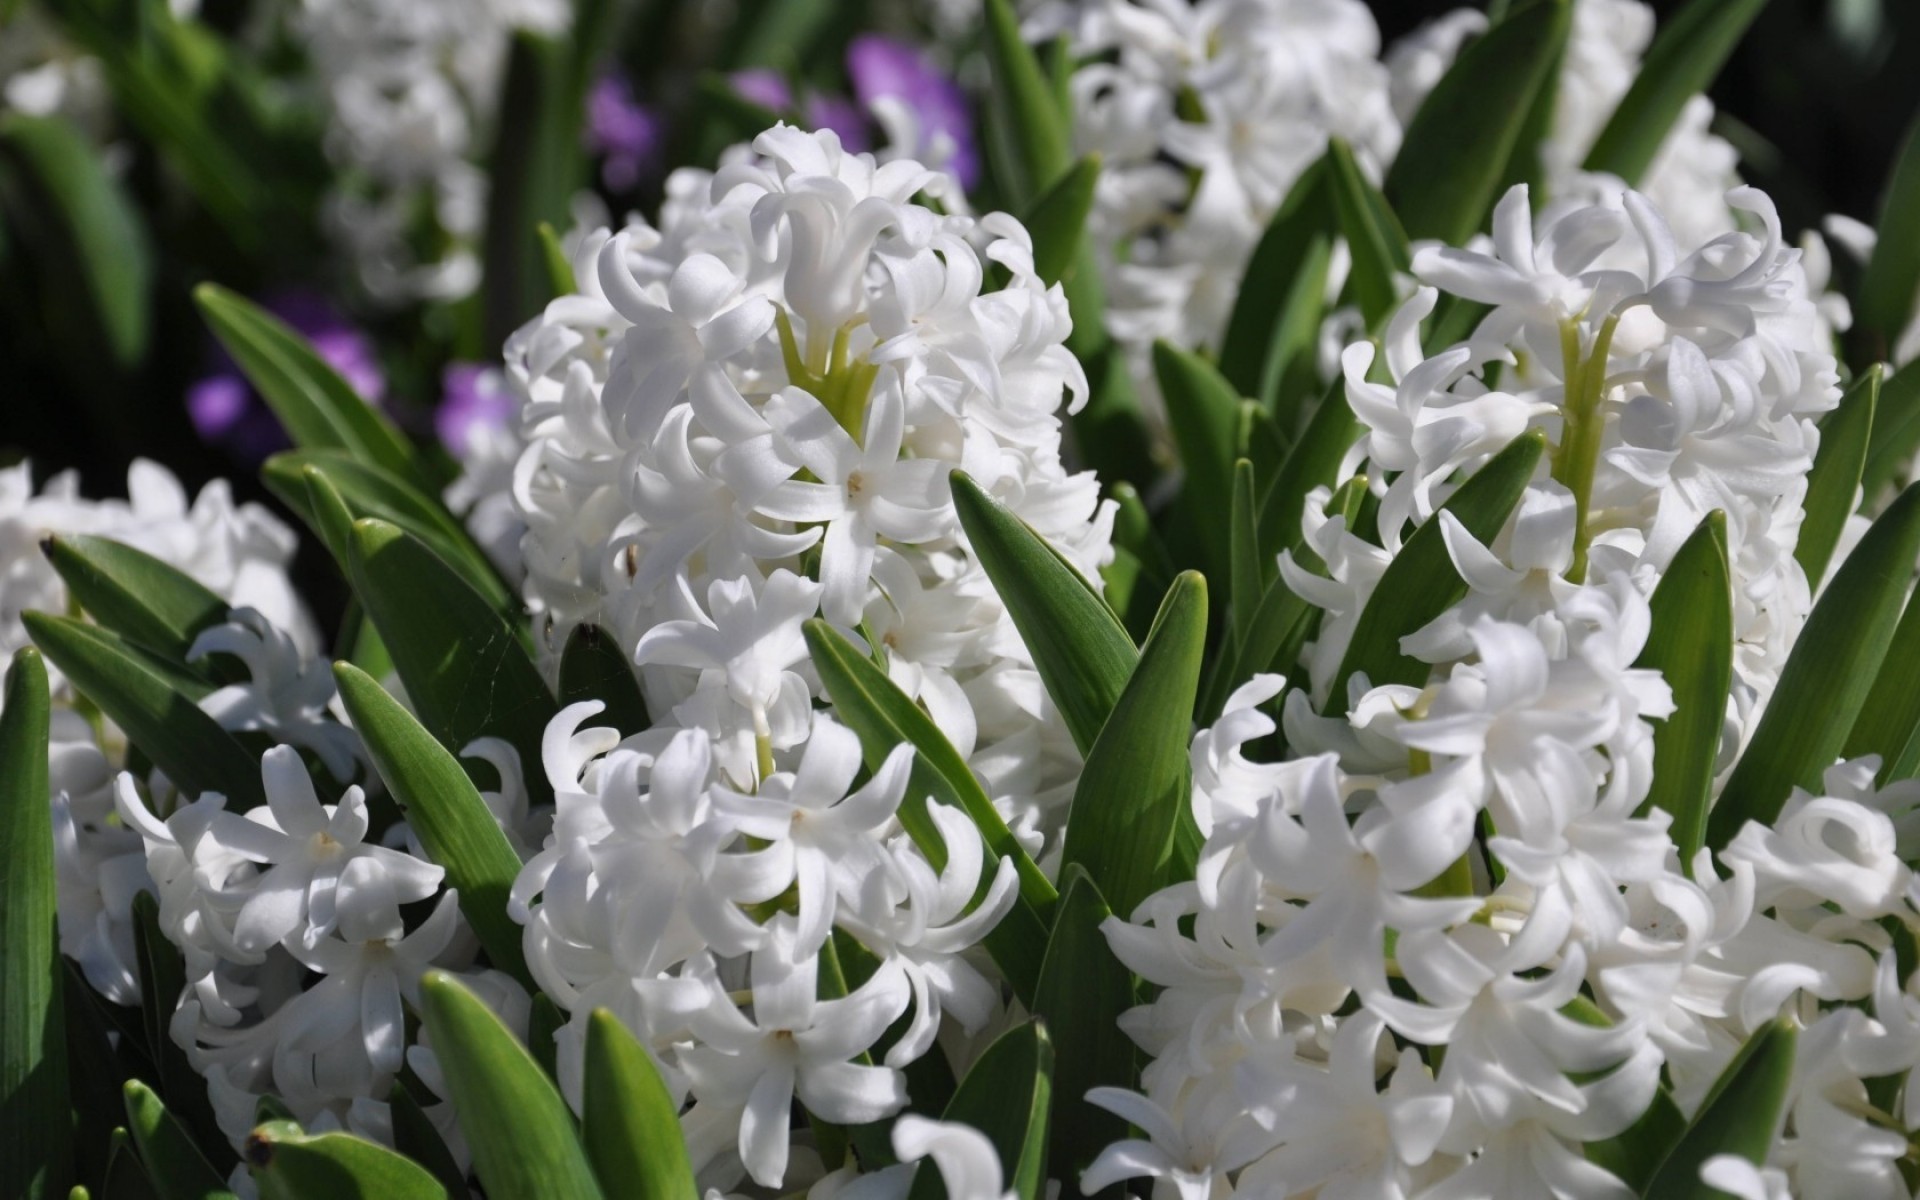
[10,0,1920,1199]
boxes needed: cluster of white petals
[1083,175,1919,1199]
[296,0,571,303]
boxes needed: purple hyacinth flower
[731,69,793,115]
[435,363,516,460]
[585,73,663,193]
[846,35,979,189]
[187,289,385,464]
[731,70,871,154]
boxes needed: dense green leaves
[1842,570,1920,783]
[1327,432,1547,713]
[1218,159,1335,415]
[0,650,67,1200]
[23,613,263,808]
[951,471,1138,756]
[345,519,556,803]
[1385,0,1572,245]
[122,1082,232,1200]
[1256,380,1361,567]
[417,972,604,1200]
[245,1123,446,1200]
[581,1010,697,1200]
[1709,483,1920,845]
[0,113,151,367]
[1638,1018,1797,1197]
[196,285,424,491]
[803,619,1052,1002]
[1582,0,1770,186]
[1024,156,1102,287]
[42,536,229,669]
[909,1021,1053,1200]
[1797,367,1878,586]
[1061,573,1207,917]
[1635,513,1733,869]
[1326,137,1410,329]
[332,664,532,987]
[1155,341,1245,579]
[558,625,651,739]
[980,0,1071,204]
[1863,365,1920,501]
[1857,109,1920,356]
[1031,868,1133,1197]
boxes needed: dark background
[5,0,1916,507]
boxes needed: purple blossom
[846,35,978,189]
[731,70,871,154]
[585,73,663,193]
[188,290,385,464]
[434,363,516,459]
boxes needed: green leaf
[1326,137,1411,330]
[950,472,1137,757]
[909,1020,1052,1200]
[1069,344,1158,492]
[41,536,228,668]
[346,519,557,804]
[261,451,511,617]
[1797,366,1879,587]
[1023,156,1101,287]
[981,0,1071,204]
[387,1085,466,1200]
[1853,111,1920,355]
[131,898,228,1172]
[1155,341,1245,580]
[0,113,150,366]
[803,620,1052,1003]
[195,286,423,489]
[1385,0,1572,245]
[581,1010,696,1200]
[1635,512,1733,869]
[121,1082,232,1200]
[1583,1087,1686,1194]
[1219,158,1334,413]
[100,1126,158,1200]
[537,222,577,297]
[1709,483,1920,846]
[1639,1017,1797,1197]
[22,614,264,808]
[1864,365,1920,501]
[333,664,532,988]
[1327,431,1547,712]
[1256,379,1361,568]
[1582,0,1767,187]
[416,972,603,1200]
[1061,573,1206,915]
[0,650,68,1200]
[1031,867,1133,1194]
[558,625,650,739]
[1229,459,1265,650]
[1843,559,1920,784]
[246,1123,445,1200]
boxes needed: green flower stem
[1549,314,1620,583]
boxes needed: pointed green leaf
[132,896,228,1171]
[581,1010,696,1200]
[1326,137,1410,330]
[1385,0,1572,245]
[387,1084,466,1200]
[558,625,650,739]
[0,113,150,366]
[261,451,511,617]
[346,519,556,803]
[981,0,1071,204]
[1843,564,1920,784]
[1635,512,1733,868]
[1219,158,1334,411]
[803,620,1052,1003]
[1639,1017,1797,1197]
[909,1020,1052,1200]
[1328,431,1547,712]
[333,664,532,988]
[1031,867,1133,1194]
[41,536,228,669]
[417,972,602,1200]
[1155,340,1245,579]
[195,285,423,490]
[1797,366,1878,587]
[537,222,577,297]
[1710,483,1920,846]
[1,649,68,1200]
[1583,1087,1686,1194]
[1582,0,1767,186]
[22,614,264,808]
[1863,364,1920,501]
[1854,110,1920,354]
[1256,379,1361,567]
[1069,345,1158,495]
[246,1123,445,1200]
[1061,572,1207,916]
[100,1126,158,1200]
[122,1082,232,1200]
[950,472,1137,756]
[1024,155,1101,287]
[1229,459,1264,650]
